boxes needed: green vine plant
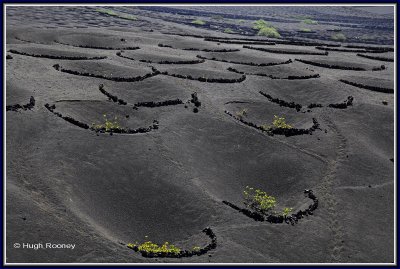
[236,108,248,120]
[282,207,294,217]
[127,227,217,258]
[191,19,206,25]
[261,115,293,131]
[243,186,293,217]
[127,241,181,255]
[92,114,123,132]
[243,186,276,215]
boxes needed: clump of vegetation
[252,19,271,30]
[302,19,318,25]
[236,108,248,119]
[299,28,312,32]
[238,19,245,23]
[257,27,281,38]
[191,19,206,25]
[192,246,201,251]
[252,19,281,38]
[96,8,117,16]
[271,115,293,129]
[331,33,346,42]
[282,207,293,217]
[243,187,295,217]
[118,13,137,20]
[92,114,122,132]
[261,115,293,131]
[224,28,234,33]
[243,186,276,214]
[96,8,137,21]
[127,241,181,255]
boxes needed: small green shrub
[92,114,122,132]
[128,241,181,255]
[118,13,137,20]
[236,108,248,119]
[299,28,312,32]
[257,26,281,38]
[331,33,346,42]
[261,115,293,131]
[252,19,281,38]
[96,8,117,16]
[243,186,276,214]
[96,9,137,21]
[302,19,318,25]
[282,207,293,217]
[272,115,293,129]
[192,246,201,251]
[252,19,271,30]
[224,28,234,33]
[238,19,245,23]
[191,19,206,25]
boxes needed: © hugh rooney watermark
[13,242,76,250]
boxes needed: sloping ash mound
[357,53,394,62]
[6,81,35,107]
[339,75,394,94]
[243,45,328,55]
[156,64,246,83]
[52,61,158,82]
[251,77,354,105]
[227,63,318,79]
[117,47,204,64]
[9,44,106,60]
[55,33,141,50]
[224,101,317,132]
[97,76,192,105]
[45,100,159,134]
[158,39,239,52]
[197,50,291,66]
[295,57,384,71]
[8,27,69,45]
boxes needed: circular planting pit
[55,33,141,50]
[344,45,394,52]
[98,84,185,109]
[204,36,341,47]
[295,57,384,71]
[52,61,159,82]
[339,75,394,94]
[117,47,204,64]
[259,91,354,111]
[227,64,319,80]
[97,76,192,105]
[204,37,276,46]
[6,82,35,110]
[222,190,318,225]
[197,51,291,66]
[252,78,354,106]
[9,45,107,60]
[314,46,387,53]
[44,100,159,135]
[357,53,394,62]
[157,65,246,83]
[224,101,319,137]
[158,39,239,52]
[12,28,67,45]
[127,227,217,258]
[243,45,328,55]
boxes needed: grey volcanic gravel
[6,5,394,264]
